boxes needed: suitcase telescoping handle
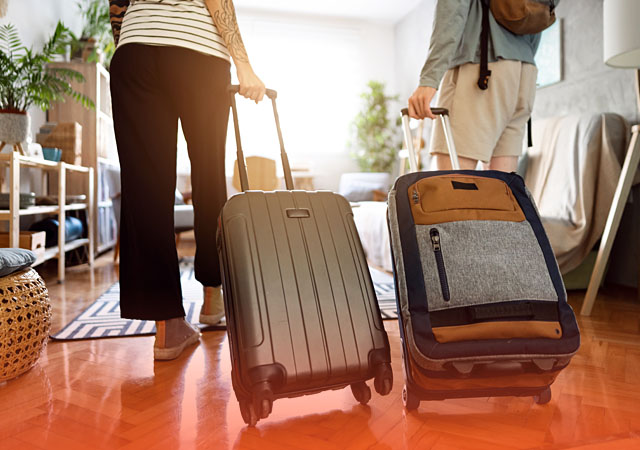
[228,84,295,192]
[400,107,460,171]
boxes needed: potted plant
[68,0,115,67]
[0,22,93,153]
[342,81,400,201]
[350,81,400,174]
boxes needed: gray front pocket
[416,220,558,312]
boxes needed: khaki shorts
[430,60,538,163]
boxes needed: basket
[0,268,51,382]
[36,122,82,165]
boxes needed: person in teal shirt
[409,0,554,172]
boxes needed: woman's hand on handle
[204,0,266,103]
[236,62,266,103]
[408,86,437,120]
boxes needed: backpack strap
[478,0,492,90]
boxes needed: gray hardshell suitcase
[218,86,393,427]
[390,108,580,411]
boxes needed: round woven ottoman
[0,268,51,382]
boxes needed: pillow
[0,248,36,278]
[339,181,385,202]
[338,173,391,202]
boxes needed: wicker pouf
[0,268,51,382]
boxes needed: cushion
[338,173,391,202]
[0,248,36,277]
[339,181,385,202]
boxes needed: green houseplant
[0,22,93,152]
[68,0,115,66]
[350,81,400,173]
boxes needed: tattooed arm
[204,0,266,102]
[109,0,130,46]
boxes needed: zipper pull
[412,189,419,204]
[430,229,441,251]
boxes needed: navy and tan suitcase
[389,108,580,410]
[217,86,393,427]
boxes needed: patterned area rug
[52,260,397,341]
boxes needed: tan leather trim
[432,321,563,343]
[408,356,559,390]
[408,175,525,225]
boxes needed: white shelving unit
[48,62,120,255]
[0,152,94,282]
[96,157,120,254]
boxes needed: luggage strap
[478,0,492,90]
[470,303,535,321]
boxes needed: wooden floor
[1,236,640,449]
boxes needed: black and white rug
[52,260,397,341]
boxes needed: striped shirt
[118,0,230,62]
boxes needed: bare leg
[435,153,478,170]
[483,155,518,172]
[200,286,225,325]
[154,317,200,360]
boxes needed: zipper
[430,228,450,302]
[412,188,419,204]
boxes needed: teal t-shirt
[420,0,546,88]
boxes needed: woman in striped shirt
[109,0,265,360]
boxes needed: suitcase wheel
[258,398,272,419]
[534,387,552,405]
[373,363,393,396]
[402,385,420,411]
[239,399,259,427]
[350,382,372,405]
[251,381,274,420]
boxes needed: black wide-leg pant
[110,44,231,320]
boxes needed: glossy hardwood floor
[1,235,639,449]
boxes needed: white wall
[394,0,436,104]
[0,0,84,140]
[228,9,398,191]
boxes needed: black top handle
[400,107,449,117]
[228,84,278,100]
[228,84,295,192]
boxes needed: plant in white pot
[0,22,93,154]
[342,81,400,202]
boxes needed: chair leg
[175,232,181,248]
[582,125,640,315]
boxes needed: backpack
[490,0,557,35]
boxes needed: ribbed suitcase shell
[218,87,392,426]
[219,190,392,424]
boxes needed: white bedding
[352,201,393,272]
